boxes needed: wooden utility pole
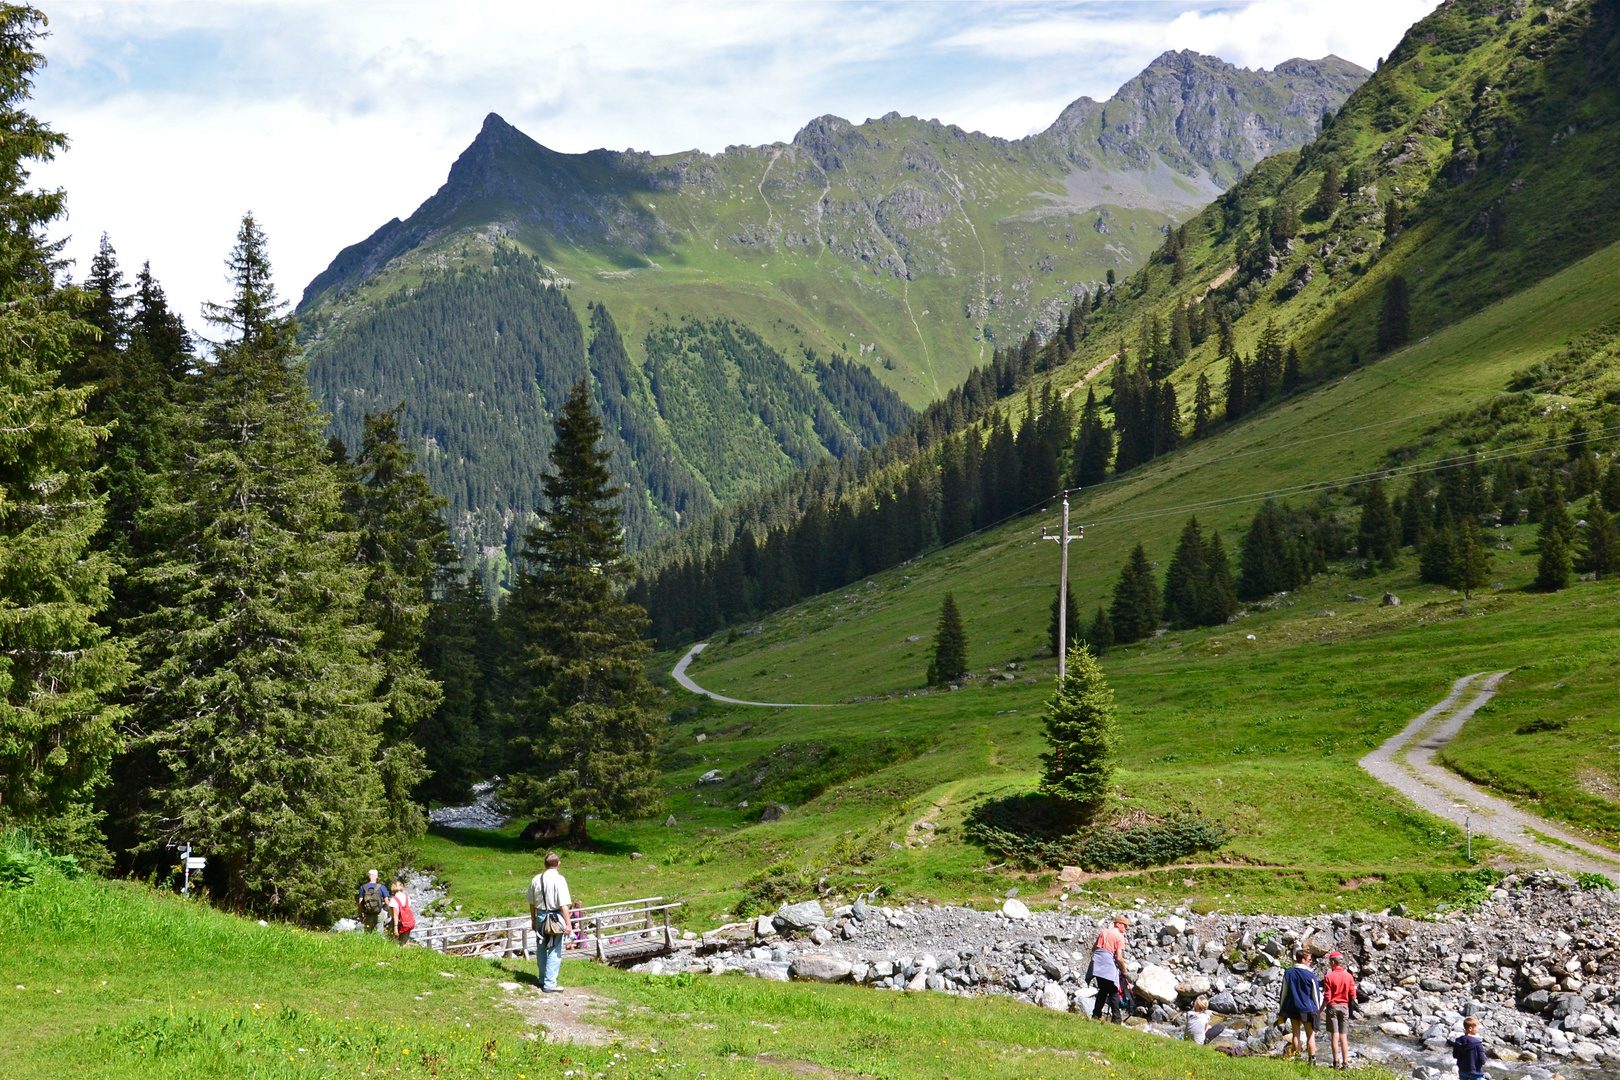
[1041,492,1082,683]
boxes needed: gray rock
[810,926,833,946]
[1209,992,1239,1014]
[791,954,853,982]
[756,914,776,938]
[1039,981,1070,1011]
[842,921,859,940]
[1521,989,1552,1013]
[1002,898,1030,919]
[759,802,788,822]
[1015,972,1038,991]
[1420,977,1451,992]
[851,897,869,922]
[849,961,869,983]
[663,815,677,827]
[1551,993,1587,1019]
[697,769,723,784]
[777,900,826,931]
[926,973,945,992]
[1382,592,1401,606]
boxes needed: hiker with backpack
[356,870,390,934]
[527,852,573,992]
[388,878,416,946]
[1278,948,1324,1064]
[1088,914,1130,1023]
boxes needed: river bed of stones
[624,870,1620,1078]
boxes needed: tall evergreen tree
[1109,543,1161,644]
[1199,530,1239,626]
[418,571,496,806]
[1224,354,1247,422]
[1192,372,1213,440]
[926,592,968,685]
[1238,502,1300,599]
[1420,511,1458,586]
[1314,162,1341,220]
[1578,500,1620,580]
[1601,461,1620,514]
[1534,522,1572,592]
[1383,197,1402,239]
[1538,474,1575,545]
[501,381,661,844]
[1079,606,1114,654]
[1282,344,1302,393]
[1070,388,1110,488]
[130,215,393,915]
[0,9,128,861]
[1377,275,1411,353]
[1162,517,1208,630]
[1451,517,1492,599]
[1038,645,1117,820]
[1357,479,1401,568]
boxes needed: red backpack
[395,893,416,933]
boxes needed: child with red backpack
[389,879,416,946]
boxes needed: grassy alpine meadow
[0,857,1374,1080]
[413,242,1620,924]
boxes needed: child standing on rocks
[1278,948,1322,1063]
[1452,1016,1485,1080]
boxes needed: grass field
[413,241,1620,927]
[0,856,1356,1080]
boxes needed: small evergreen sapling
[1109,543,1161,643]
[1038,645,1118,820]
[1535,525,1572,592]
[1450,517,1492,599]
[1080,606,1114,654]
[927,592,968,685]
[1578,500,1620,580]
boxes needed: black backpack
[360,883,385,914]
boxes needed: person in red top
[1321,951,1358,1070]
[1089,915,1130,1023]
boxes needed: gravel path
[671,643,828,707]
[1361,671,1620,883]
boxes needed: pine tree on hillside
[1200,530,1239,627]
[1224,354,1246,422]
[939,438,972,543]
[1038,645,1118,820]
[1383,197,1402,239]
[1400,471,1434,545]
[1192,372,1213,440]
[1578,500,1620,580]
[1538,474,1575,545]
[1451,517,1492,600]
[1377,276,1411,353]
[501,381,661,844]
[418,570,497,805]
[343,408,448,847]
[1601,461,1620,514]
[927,592,968,685]
[1419,511,1457,586]
[1252,320,1284,402]
[1070,388,1111,488]
[0,9,128,862]
[1237,502,1300,600]
[1314,162,1341,220]
[1079,605,1114,654]
[1162,517,1208,630]
[1048,585,1081,660]
[1109,543,1161,644]
[1535,522,1572,592]
[1282,345,1302,393]
[131,215,392,915]
[1357,479,1401,568]
[1170,303,1191,364]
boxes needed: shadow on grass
[428,824,639,858]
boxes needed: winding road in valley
[671,643,829,708]
[1361,671,1620,882]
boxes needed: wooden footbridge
[416,896,683,965]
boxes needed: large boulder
[1160,915,1188,937]
[1208,991,1239,1015]
[759,802,789,822]
[1134,964,1179,1005]
[791,954,853,982]
[1379,1021,1413,1037]
[1002,898,1030,919]
[1177,974,1212,999]
[1039,981,1071,1012]
[777,900,827,931]
[755,914,776,938]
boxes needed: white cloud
[30,1,1436,321]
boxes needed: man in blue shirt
[356,869,391,934]
[1278,948,1323,1064]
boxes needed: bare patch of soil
[506,982,620,1046]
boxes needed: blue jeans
[540,931,565,989]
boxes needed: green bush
[1577,872,1616,891]
[963,795,1231,871]
[0,829,81,888]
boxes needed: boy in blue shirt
[1452,1016,1486,1080]
[1278,948,1323,1064]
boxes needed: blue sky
[32,1,1439,322]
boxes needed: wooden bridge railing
[415,896,684,964]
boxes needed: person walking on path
[527,852,574,992]
[1321,951,1358,1070]
[1278,949,1323,1064]
[1089,914,1130,1023]
[356,870,390,934]
[1452,1016,1486,1080]
[388,879,416,947]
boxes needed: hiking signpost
[1041,491,1083,682]
[173,841,205,895]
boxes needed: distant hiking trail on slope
[671,643,830,708]
[1360,671,1620,883]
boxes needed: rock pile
[627,871,1620,1076]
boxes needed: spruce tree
[1535,523,1572,592]
[344,408,446,845]
[0,10,128,861]
[1282,345,1302,393]
[1578,500,1620,580]
[1539,475,1575,545]
[1079,606,1114,654]
[1451,517,1492,599]
[1602,461,1620,514]
[418,571,497,805]
[1238,502,1298,600]
[926,592,968,685]
[1109,543,1161,643]
[1314,162,1341,220]
[1224,354,1246,422]
[131,215,392,915]
[1420,512,1458,586]
[501,381,661,844]
[1038,645,1117,820]
[1377,276,1411,353]
[1200,530,1239,626]
[1162,517,1208,630]
[1357,479,1401,568]
[1383,197,1402,239]
[1192,372,1213,439]
[1048,585,1081,659]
